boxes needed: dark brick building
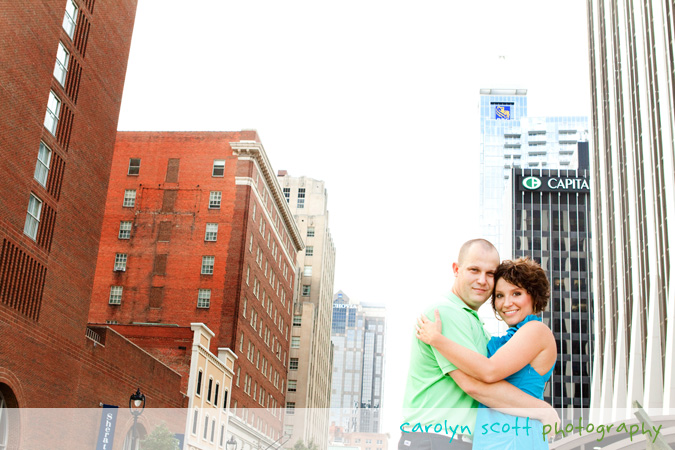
[88,131,304,441]
[0,0,185,442]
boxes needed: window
[291,337,300,348]
[23,194,42,239]
[219,424,225,447]
[62,0,78,38]
[203,414,209,439]
[214,383,219,406]
[209,191,222,209]
[293,315,301,326]
[303,266,312,277]
[287,380,297,392]
[223,390,229,410]
[44,91,60,135]
[109,286,123,305]
[302,285,310,296]
[283,187,290,202]
[118,221,132,239]
[197,289,211,308]
[289,358,299,370]
[201,256,215,275]
[128,158,141,175]
[210,419,216,443]
[286,402,295,415]
[207,378,213,402]
[123,190,136,207]
[196,370,203,396]
[307,227,315,237]
[192,409,199,435]
[297,188,305,208]
[114,253,127,271]
[305,246,313,257]
[213,160,225,177]
[54,42,69,85]
[205,223,218,241]
[34,142,52,186]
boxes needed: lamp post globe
[226,435,238,450]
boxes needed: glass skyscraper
[329,291,386,433]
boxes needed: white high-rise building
[277,172,336,449]
[587,0,675,421]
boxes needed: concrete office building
[277,173,336,450]
[587,0,675,419]
[511,144,593,423]
[330,292,386,433]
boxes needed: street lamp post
[226,435,238,450]
[129,388,146,450]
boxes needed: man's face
[451,244,500,311]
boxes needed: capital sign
[522,176,542,190]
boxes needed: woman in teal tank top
[416,257,557,449]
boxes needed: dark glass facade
[511,162,593,422]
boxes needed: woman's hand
[416,309,443,346]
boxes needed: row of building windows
[191,409,227,447]
[110,252,216,275]
[195,369,229,409]
[108,286,212,308]
[126,158,226,178]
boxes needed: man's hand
[415,309,443,346]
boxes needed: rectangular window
[123,189,136,207]
[303,266,312,277]
[289,358,299,370]
[283,188,290,203]
[297,188,305,208]
[287,380,297,392]
[114,253,127,271]
[44,91,61,135]
[209,191,222,209]
[128,158,141,175]
[293,315,301,326]
[302,285,310,296]
[305,246,313,257]
[291,337,300,348]
[34,142,52,187]
[213,160,225,177]
[62,0,78,38]
[54,41,69,86]
[118,221,132,239]
[286,402,295,415]
[23,194,42,240]
[201,256,215,275]
[109,286,123,305]
[205,223,218,241]
[307,227,315,237]
[198,289,211,308]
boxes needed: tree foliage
[140,422,180,450]
[292,439,319,450]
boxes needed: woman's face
[494,278,534,326]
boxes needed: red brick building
[0,0,185,439]
[88,131,304,441]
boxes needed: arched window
[196,370,203,396]
[0,391,7,450]
[207,378,213,402]
[214,382,220,407]
[203,414,209,439]
[223,390,229,411]
[210,418,216,442]
[192,409,199,435]
[122,423,147,450]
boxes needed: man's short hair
[457,239,498,266]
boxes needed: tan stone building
[277,172,336,449]
[185,323,237,450]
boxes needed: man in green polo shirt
[400,239,555,449]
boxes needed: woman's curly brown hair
[491,257,550,313]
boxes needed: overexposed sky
[117,0,591,439]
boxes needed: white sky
[118,0,591,441]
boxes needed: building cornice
[231,141,304,251]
